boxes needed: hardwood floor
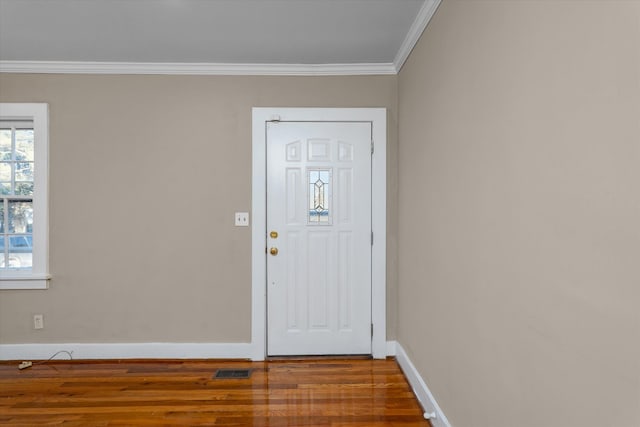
[0,358,432,426]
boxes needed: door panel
[267,121,372,356]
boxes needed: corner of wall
[395,341,452,427]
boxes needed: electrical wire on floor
[18,350,73,370]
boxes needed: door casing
[251,108,386,361]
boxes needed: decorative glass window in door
[308,169,331,224]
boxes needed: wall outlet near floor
[33,314,44,330]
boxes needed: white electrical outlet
[33,314,44,330]
[235,212,249,227]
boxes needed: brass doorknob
[270,247,278,256]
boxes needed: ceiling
[0,0,440,74]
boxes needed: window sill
[0,275,51,290]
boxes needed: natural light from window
[0,103,49,290]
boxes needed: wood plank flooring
[0,358,431,426]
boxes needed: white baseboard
[0,342,253,361]
[386,340,397,356]
[395,342,452,427]
[1,341,400,361]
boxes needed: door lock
[270,231,278,239]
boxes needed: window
[0,103,49,290]
[308,169,332,224]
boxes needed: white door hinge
[371,139,374,154]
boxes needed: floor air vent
[213,369,251,379]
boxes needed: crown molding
[0,2,441,77]
[0,61,397,76]
[394,0,442,72]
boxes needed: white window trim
[0,103,50,290]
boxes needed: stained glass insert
[308,169,331,224]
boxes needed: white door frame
[251,108,387,361]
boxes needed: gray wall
[397,1,640,426]
[3,2,639,425]
[0,74,399,343]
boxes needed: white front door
[266,121,372,356]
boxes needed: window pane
[15,182,34,196]
[16,161,34,181]
[7,251,32,269]
[0,130,11,161]
[0,183,10,195]
[8,200,33,233]
[15,130,34,161]
[2,245,31,268]
[0,254,21,269]
[0,163,10,181]
[8,235,33,268]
